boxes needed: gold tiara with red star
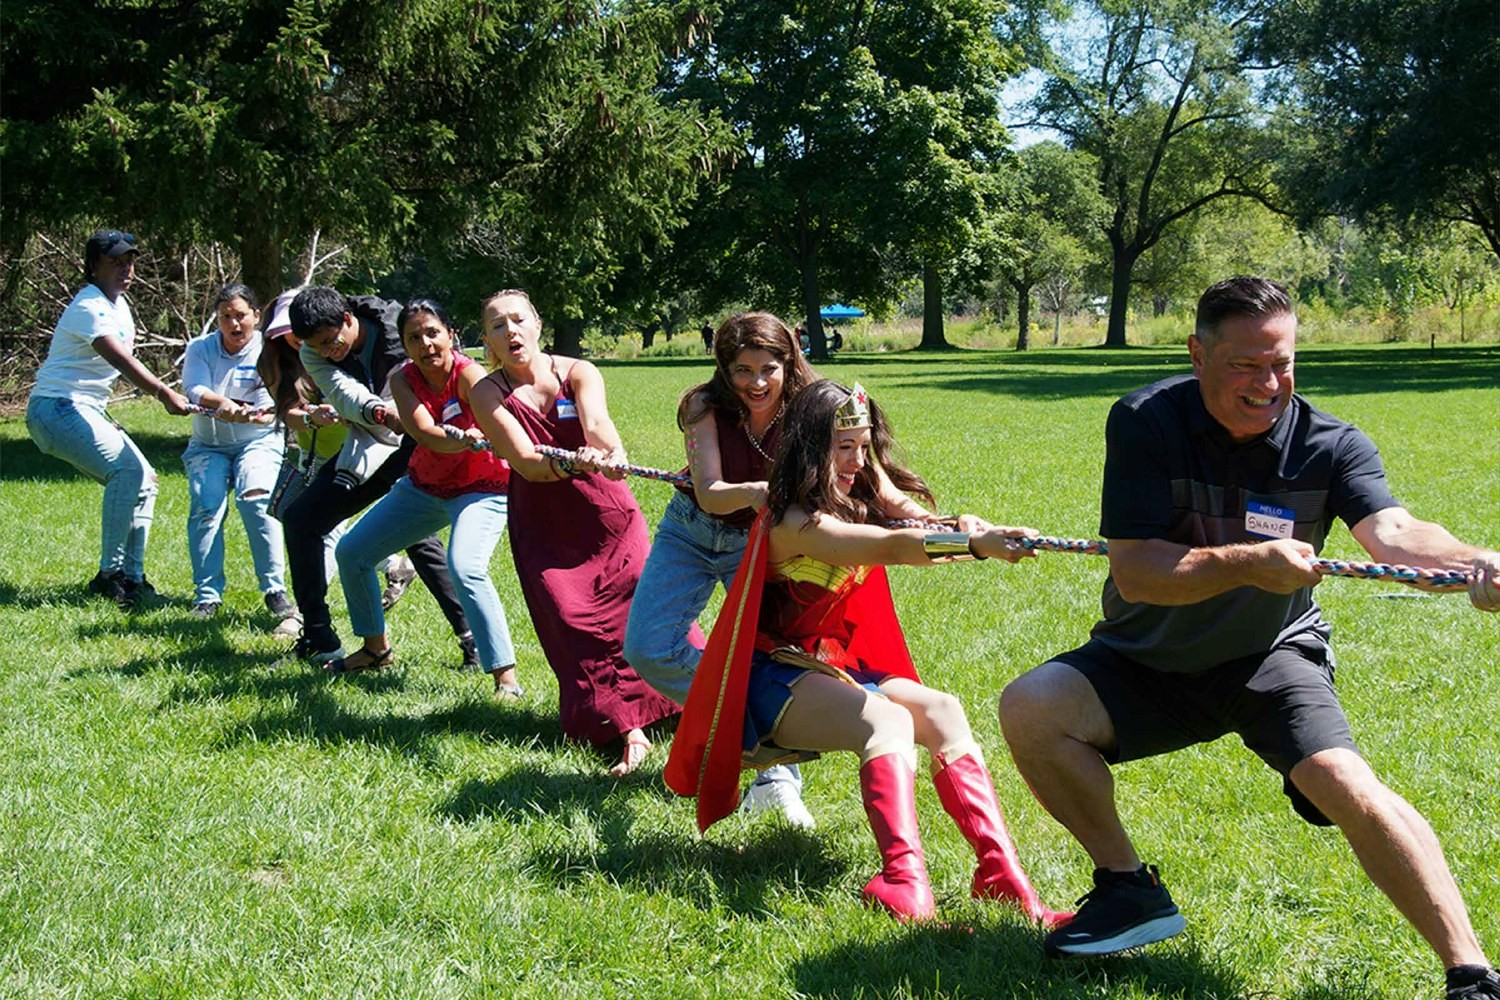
[834,383,871,430]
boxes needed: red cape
[664,511,918,833]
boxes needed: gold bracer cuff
[923,532,984,562]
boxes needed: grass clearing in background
[1,341,1496,998]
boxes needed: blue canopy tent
[819,303,866,322]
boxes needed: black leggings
[281,444,469,640]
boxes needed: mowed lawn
[0,342,1496,1000]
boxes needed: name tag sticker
[441,398,463,422]
[556,399,578,420]
[1246,501,1296,539]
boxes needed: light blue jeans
[26,395,157,581]
[625,490,801,793]
[335,477,515,669]
[183,432,286,603]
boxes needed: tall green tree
[1,0,727,343]
[1251,0,1500,259]
[1019,0,1273,346]
[672,0,1018,358]
[992,141,1104,349]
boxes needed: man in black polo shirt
[999,277,1499,997]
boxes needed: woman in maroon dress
[470,288,679,776]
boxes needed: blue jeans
[625,490,800,793]
[26,395,157,580]
[183,433,287,603]
[335,477,515,669]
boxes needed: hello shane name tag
[556,399,578,420]
[1245,501,1296,539]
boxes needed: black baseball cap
[85,229,139,260]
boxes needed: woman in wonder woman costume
[665,379,1069,925]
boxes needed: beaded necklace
[744,401,786,463]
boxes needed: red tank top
[402,353,510,498]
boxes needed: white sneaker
[739,777,816,829]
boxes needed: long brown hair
[676,312,818,430]
[257,336,319,419]
[768,380,934,527]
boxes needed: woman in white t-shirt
[179,284,294,623]
[24,229,190,609]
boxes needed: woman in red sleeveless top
[666,380,1071,926]
[469,289,679,777]
[324,300,519,697]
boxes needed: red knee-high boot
[859,752,936,922]
[932,750,1072,928]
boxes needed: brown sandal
[324,646,395,675]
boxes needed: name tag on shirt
[1245,501,1296,539]
[556,399,578,420]
[441,398,463,423]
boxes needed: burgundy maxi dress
[492,359,680,746]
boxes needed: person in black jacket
[279,287,478,669]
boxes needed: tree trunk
[1052,308,1062,346]
[1152,294,1168,317]
[641,325,657,350]
[240,220,283,305]
[799,253,828,361]
[1104,252,1136,347]
[918,262,950,350]
[555,316,584,356]
[1015,281,1032,351]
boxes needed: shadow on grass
[791,926,1249,1000]
[2,428,192,483]
[440,768,848,917]
[0,577,100,609]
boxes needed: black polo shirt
[1092,374,1398,672]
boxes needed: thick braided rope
[884,518,1472,590]
[185,403,276,420]
[532,444,693,486]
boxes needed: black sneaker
[457,633,481,672]
[1448,968,1500,1000]
[87,570,127,602]
[117,576,159,610]
[288,627,344,666]
[1044,865,1185,958]
[189,600,221,620]
[264,590,297,619]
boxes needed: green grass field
[1,342,1496,999]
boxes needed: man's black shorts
[1052,638,1360,826]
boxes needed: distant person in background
[625,312,820,827]
[25,229,190,609]
[280,287,476,668]
[179,283,294,624]
[326,298,521,696]
[471,288,679,777]
[999,277,1500,991]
